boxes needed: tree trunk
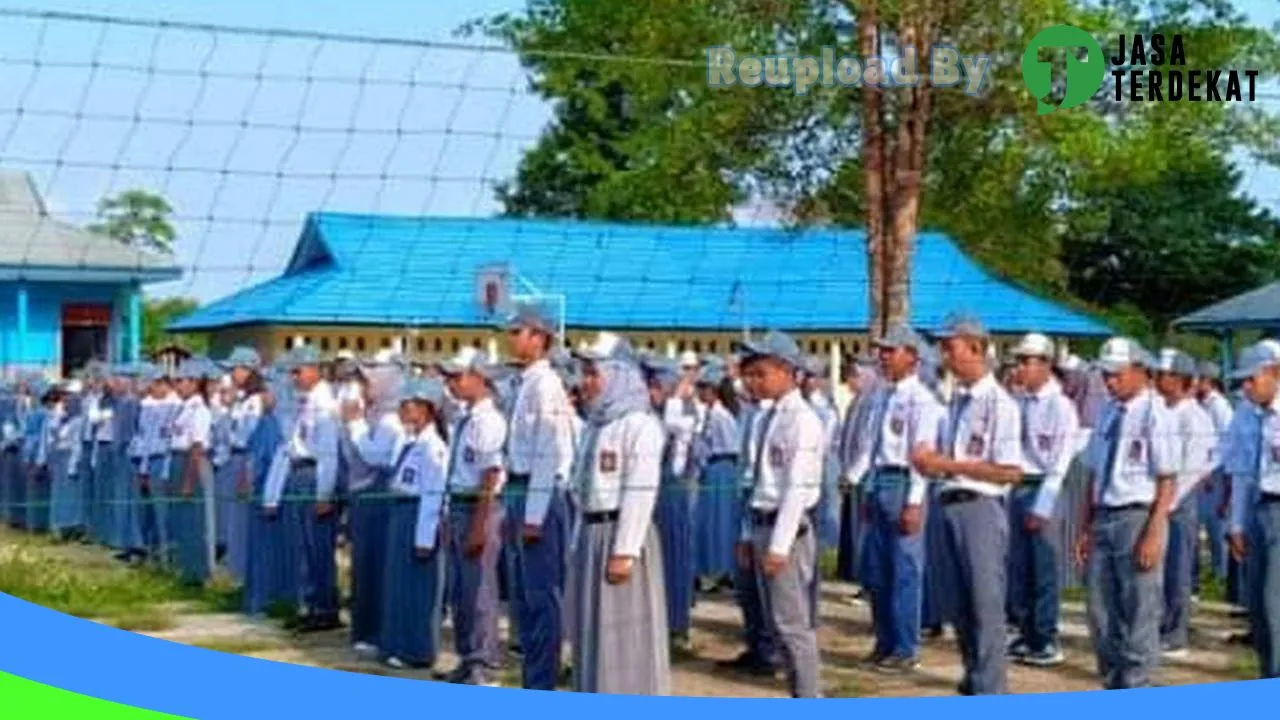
[886,6,934,331]
[857,0,888,339]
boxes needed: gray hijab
[587,358,650,427]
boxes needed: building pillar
[486,336,499,361]
[665,339,677,359]
[15,284,28,370]
[129,287,142,362]
[1220,330,1235,382]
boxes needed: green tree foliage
[89,190,177,255]
[142,298,208,358]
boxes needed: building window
[381,337,391,349]
[677,340,687,352]
[304,336,313,347]
[417,338,426,352]
[852,341,862,354]
[730,341,742,353]
[472,338,482,349]
[646,340,656,350]
[709,340,718,354]
[433,338,443,353]
[451,338,460,353]
[693,340,703,353]
[808,340,818,354]
[338,337,349,350]
[320,338,331,352]
[284,337,294,351]
[356,337,366,352]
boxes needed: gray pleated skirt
[571,519,672,696]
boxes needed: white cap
[438,347,492,376]
[1097,337,1150,373]
[1011,332,1054,359]
[678,350,700,369]
[62,379,83,394]
[1058,353,1084,372]
[574,332,632,362]
[335,349,356,361]
[373,348,399,364]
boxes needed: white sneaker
[1161,646,1190,661]
[385,656,409,670]
[352,642,379,658]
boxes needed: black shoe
[859,649,890,668]
[922,625,943,640]
[282,614,304,631]
[1230,608,1250,620]
[113,550,132,562]
[716,651,776,676]
[874,655,921,675]
[957,681,974,696]
[302,614,344,633]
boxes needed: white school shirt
[1085,388,1178,508]
[662,396,704,478]
[262,382,341,507]
[508,360,576,527]
[693,402,739,468]
[844,373,944,505]
[1227,396,1280,534]
[85,392,115,443]
[738,399,772,491]
[1164,396,1216,507]
[448,397,508,495]
[230,392,264,450]
[394,427,449,551]
[572,410,664,558]
[210,398,233,468]
[344,411,404,492]
[130,394,181,459]
[1201,390,1234,471]
[169,395,213,452]
[746,388,825,557]
[36,404,82,468]
[939,373,1024,498]
[1018,378,1083,519]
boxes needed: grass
[190,637,282,656]
[818,548,840,581]
[0,528,237,625]
[1229,653,1260,680]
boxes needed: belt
[1099,502,1150,513]
[583,510,619,524]
[874,465,909,474]
[450,493,483,506]
[507,473,530,486]
[940,489,983,506]
[1260,493,1280,505]
[291,458,317,469]
[1020,474,1045,486]
[393,494,418,505]
[96,440,113,446]
[708,453,738,464]
[231,448,249,455]
[750,507,815,537]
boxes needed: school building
[0,171,181,378]
[168,213,1109,373]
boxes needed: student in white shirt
[44,385,85,540]
[693,365,742,586]
[438,348,508,687]
[1195,361,1234,591]
[131,369,180,562]
[1153,350,1215,658]
[1225,342,1280,678]
[371,376,450,671]
[1075,338,1178,690]
[167,360,215,586]
[503,301,578,690]
[913,314,1024,696]
[847,325,944,674]
[738,330,825,698]
[341,355,405,658]
[263,346,342,632]
[1006,333,1081,668]
[568,332,670,695]
[220,347,267,583]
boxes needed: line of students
[4,309,1279,696]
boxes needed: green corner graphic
[1022,24,1106,115]
[0,671,189,718]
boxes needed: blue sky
[1,0,1276,304]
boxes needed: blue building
[171,212,1109,367]
[0,171,181,377]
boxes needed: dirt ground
[136,580,1257,698]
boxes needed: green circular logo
[1022,25,1105,115]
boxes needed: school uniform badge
[402,468,417,485]
[1271,443,1280,464]
[769,445,786,467]
[1128,439,1144,462]
[599,450,619,473]
[966,434,985,456]
[464,447,476,464]
[889,416,905,436]
[1037,434,1052,452]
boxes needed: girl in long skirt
[341,361,403,657]
[131,371,180,564]
[47,386,85,539]
[379,377,450,671]
[644,358,697,655]
[243,400,297,616]
[22,385,50,534]
[570,333,671,696]
[166,362,214,586]
[222,349,267,584]
[8,380,36,530]
[211,378,236,565]
[692,368,741,582]
[109,373,144,559]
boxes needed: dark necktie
[752,406,777,483]
[1097,404,1127,504]
[948,392,973,459]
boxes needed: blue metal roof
[1175,281,1280,332]
[169,213,1110,336]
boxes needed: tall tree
[142,298,208,357]
[90,190,177,255]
